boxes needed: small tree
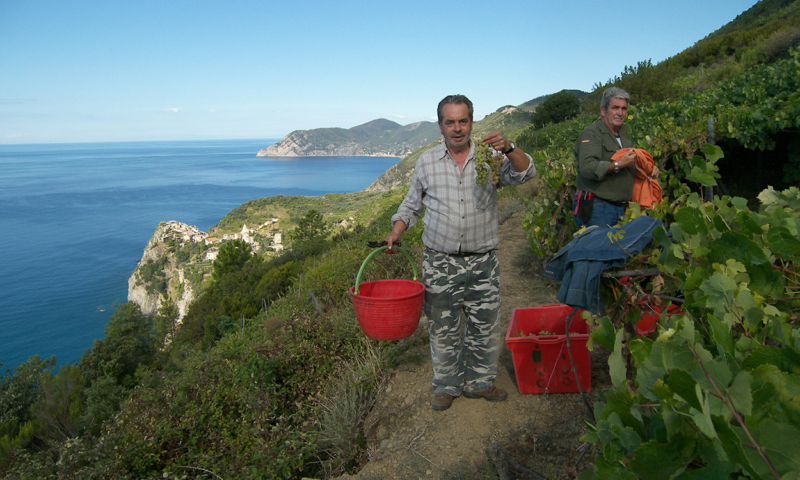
[294,210,327,243]
[0,356,55,428]
[154,297,179,347]
[79,375,126,436]
[30,364,85,441]
[78,303,157,388]
[211,239,252,282]
[531,90,580,128]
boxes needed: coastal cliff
[128,221,207,319]
[257,118,439,157]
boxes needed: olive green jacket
[574,119,634,203]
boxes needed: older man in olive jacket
[574,87,655,228]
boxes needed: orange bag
[612,148,662,209]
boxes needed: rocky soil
[336,193,612,480]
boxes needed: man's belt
[595,196,628,207]
[424,246,492,257]
[451,248,491,257]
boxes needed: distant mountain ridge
[257,118,440,157]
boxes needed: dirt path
[338,197,611,480]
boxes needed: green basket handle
[353,246,418,295]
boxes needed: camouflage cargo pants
[422,247,501,396]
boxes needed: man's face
[439,103,472,152]
[600,98,628,133]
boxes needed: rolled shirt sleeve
[500,153,536,185]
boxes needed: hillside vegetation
[2,0,800,478]
[517,89,589,112]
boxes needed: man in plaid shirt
[385,94,536,411]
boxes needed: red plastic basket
[505,305,590,394]
[349,246,425,341]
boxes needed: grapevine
[473,139,504,186]
[510,50,800,478]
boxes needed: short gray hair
[437,94,474,123]
[600,87,630,111]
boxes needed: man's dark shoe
[463,385,508,402]
[432,393,454,411]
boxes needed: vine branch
[689,347,780,480]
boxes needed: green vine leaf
[692,358,732,395]
[666,368,703,411]
[735,419,800,478]
[690,394,718,439]
[707,231,768,266]
[698,273,737,322]
[661,341,698,372]
[746,261,784,297]
[744,345,800,375]
[709,314,735,361]
[660,404,684,441]
[590,316,617,352]
[629,439,693,480]
[586,457,639,480]
[638,362,668,402]
[750,365,800,426]
[767,226,800,259]
[734,210,764,237]
[758,186,800,211]
[602,440,626,463]
[700,143,725,163]
[712,214,730,236]
[727,371,753,416]
[686,153,721,186]
[595,412,644,454]
[609,328,627,387]
[684,266,707,292]
[628,337,652,365]
[674,207,709,236]
[677,316,696,344]
[712,415,757,478]
[731,196,749,210]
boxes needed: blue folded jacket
[544,216,663,314]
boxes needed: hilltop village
[155,219,285,261]
[129,219,291,319]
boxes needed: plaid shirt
[392,140,535,254]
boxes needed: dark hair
[600,87,630,110]
[437,94,473,123]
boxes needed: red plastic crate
[505,305,591,394]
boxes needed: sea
[0,140,401,373]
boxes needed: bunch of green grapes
[473,139,504,186]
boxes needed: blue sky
[1,0,760,144]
